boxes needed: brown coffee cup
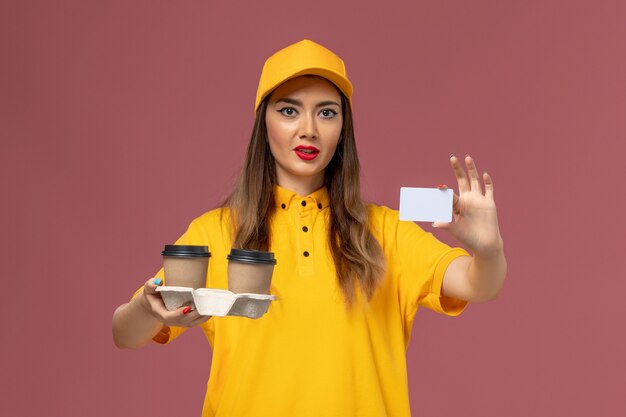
[227,249,277,294]
[162,245,210,289]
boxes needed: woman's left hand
[433,155,503,257]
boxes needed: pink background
[2,1,625,416]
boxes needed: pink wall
[2,1,625,416]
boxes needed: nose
[298,112,318,140]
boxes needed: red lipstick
[294,145,320,161]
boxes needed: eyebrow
[275,97,341,108]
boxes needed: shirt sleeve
[378,206,469,320]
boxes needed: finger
[437,183,449,190]
[450,155,470,193]
[156,304,195,326]
[483,171,494,200]
[465,155,483,195]
[144,277,163,295]
[175,307,208,327]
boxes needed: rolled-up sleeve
[376,206,469,321]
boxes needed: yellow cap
[255,39,353,112]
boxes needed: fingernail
[182,306,191,314]
[449,153,455,158]
[437,184,447,189]
[154,278,162,286]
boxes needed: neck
[276,173,324,196]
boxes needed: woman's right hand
[141,278,211,328]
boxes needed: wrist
[474,238,504,261]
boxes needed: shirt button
[281,203,286,209]
[317,203,322,209]
[302,226,308,232]
[303,251,310,257]
[301,201,307,207]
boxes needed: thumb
[432,220,460,238]
[432,221,451,229]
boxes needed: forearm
[112,293,164,349]
[465,244,507,302]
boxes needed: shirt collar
[274,184,330,210]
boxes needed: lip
[293,145,320,161]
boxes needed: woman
[112,39,506,416]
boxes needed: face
[265,76,343,194]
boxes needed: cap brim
[256,68,353,112]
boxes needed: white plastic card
[399,187,453,223]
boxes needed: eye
[319,109,338,119]
[278,107,297,117]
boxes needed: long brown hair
[226,93,385,305]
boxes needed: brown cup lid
[162,245,210,257]
[227,249,277,265]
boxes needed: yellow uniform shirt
[143,186,469,416]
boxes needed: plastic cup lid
[227,249,277,265]
[162,245,211,257]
